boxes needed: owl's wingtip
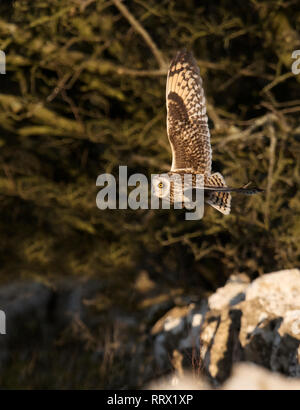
[170,48,198,72]
[176,48,193,58]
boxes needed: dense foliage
[0,0,299,387]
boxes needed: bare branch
[216,113,277,148]
[264,124,277,229]
[112,0,166,69]
[111,66,167,77]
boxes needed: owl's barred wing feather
[204,172,231,215]
[166,49,212,174]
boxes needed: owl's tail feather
[205,172,231,215]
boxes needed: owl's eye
[158,182,163,188]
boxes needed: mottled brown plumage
[167,49,212,175]
[153,49,263,215]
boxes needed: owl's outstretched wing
[166,49,212,174]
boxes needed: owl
[152,49,262,214]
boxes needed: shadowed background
[0,0,299,388]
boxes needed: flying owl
[152,49,263,214]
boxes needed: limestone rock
[222,362,300,390]
[152,269,300,384]
[147,362,300,390]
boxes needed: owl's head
[151,174,171,199]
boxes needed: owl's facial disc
[152,175,170,199]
